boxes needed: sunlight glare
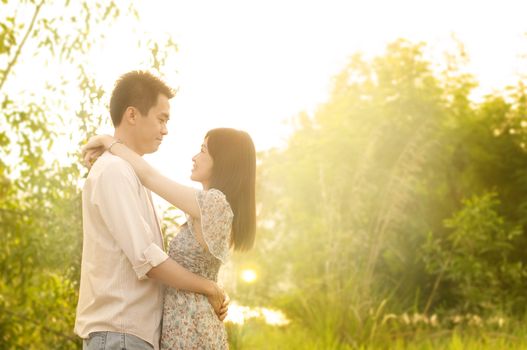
[261,308,290,326]
[225,301,290,326]
[240,269,257,283]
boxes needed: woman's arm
[83,135,202,219]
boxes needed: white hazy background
[139,1,526,190]
[33,0,527,205]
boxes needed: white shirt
[74,152,169,349]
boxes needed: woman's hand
[81,134,115,168]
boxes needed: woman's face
[191,137,214,187]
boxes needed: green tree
[423,192,525,314]
[249,39,527,347]
[0,1,177,348]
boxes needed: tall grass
[227,314,527,349]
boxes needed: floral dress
[160,189,233,350]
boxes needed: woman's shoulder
[199,188,233,217]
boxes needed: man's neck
[114,130,143,156]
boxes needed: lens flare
[240,269,257,283]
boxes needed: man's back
[75,152,168,349]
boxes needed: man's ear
[123,107,138,125]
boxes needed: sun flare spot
[240,269,257,283]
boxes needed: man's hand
[207,283,230,321]
[219,293,230,321]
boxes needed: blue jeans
[83,331,154,350]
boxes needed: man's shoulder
[82,153,141,201]
[89,153,136,180]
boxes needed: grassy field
[226,317,527,349]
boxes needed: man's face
[134,94,170,154]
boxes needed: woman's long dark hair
[206,128,256,251]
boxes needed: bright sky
[88,0,527,192]
[8,0,525,197]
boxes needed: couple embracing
[74,71,256,350]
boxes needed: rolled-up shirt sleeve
[91,160,169,280]
[133,243,169,279]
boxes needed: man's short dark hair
[110,71,175,127]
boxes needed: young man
[75,71,226,350]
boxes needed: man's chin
[145,146,160,154]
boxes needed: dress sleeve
[187,189,233,263]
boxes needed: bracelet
[107,139,122,153]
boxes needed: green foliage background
[229,40,527,348]
[0,1,176,348]
[1,1,527,349]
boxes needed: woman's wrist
[106,137,121,153]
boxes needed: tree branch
[0,0,46,92]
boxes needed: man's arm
[147,259,228,320]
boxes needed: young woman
[82,128,256,349]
